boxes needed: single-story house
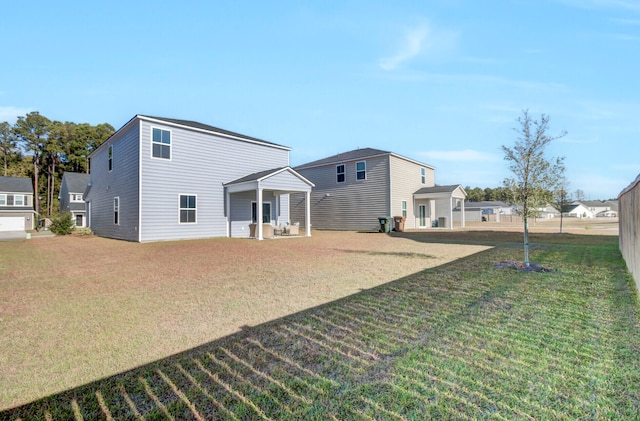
[85,115,314,242]
[0,176,36,232]
[59,172,90,227]
[291,148,466,231]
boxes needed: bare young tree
[503,110,566,266]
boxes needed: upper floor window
[421,168,426,184]
[179,194,197,223]
[336,164,345,183]
[356,161,366,180]
[1,194,25,206]
[108,145,113,171]
[152,128,171,160]
[71,194,83,202]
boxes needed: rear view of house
[59,172,90,227]
[291,148,466,231]
[85,115,313,242]
[0,176,36,233]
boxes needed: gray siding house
[85,115,313,242]
[0,176,36,232]
[59,172,90,227]
[291,148,466,231]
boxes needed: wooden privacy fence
[619,174,640,293]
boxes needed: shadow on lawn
[0,250,485,420]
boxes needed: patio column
[226,190,231,237]
[449,196,454,230]
[461,198,466,228]
[257,188,263,240]
[305,191,311,237]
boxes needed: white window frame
[336,164,345,183]
[0,194,5,206]
[114,197,120,225]
[71,193,83,202]
[356,161,366,181]
[179,194,197,224]
[14,195,24,206]
[251,201,272,224]
[421,168,426,184]
[108,145,113,171]
[151,127,172,160]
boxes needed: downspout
[138,121,143,242]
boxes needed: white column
[461,198,466,228]
[449,196,454,229]
[257,188,263,240]
[226,190,231,237]
[305,191,311,237]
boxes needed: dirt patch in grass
[0,230,489,409]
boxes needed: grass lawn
[2,229,640,419]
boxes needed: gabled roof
[140,115,289,149]
[0,176,33,193]
[414,185,463,195]
[295,147,435,170]
[225,167,289,185]
[62,172,90,193]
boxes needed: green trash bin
[378,216,391,233]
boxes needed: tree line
[0,111,115,217]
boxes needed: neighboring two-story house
[59,172,90,227]
[291,148,466,231]
[84,115,313,242]
[0,176,36,232]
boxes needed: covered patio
[224,167,314,240]
[413,185,467,229]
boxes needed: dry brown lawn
[0,230,490,409]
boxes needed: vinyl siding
[389,155,435,229]
[139,120,289,242]
[86,122,140,241]
[292,155,390,231]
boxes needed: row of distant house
[0,114,616,241]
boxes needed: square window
[336,164,345,183]
[14,195,24,206]
[356,161,366,180]
[152,128,171,159]
[180,194,197,223]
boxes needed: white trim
[297,151,435,171]
[178,194,197,224]
[336,164,345,183]
[150,126,172,161]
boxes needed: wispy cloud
[0,106,33,123]
[418,149,502,163]
[378,22,458,71]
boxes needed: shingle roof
[295,148,392,169]
[225,167,288,185]
[140,115,289,149]
[0,176,33,193]
[62,172,90,193]
[414,185,462,195]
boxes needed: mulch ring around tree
[493,260,557,272]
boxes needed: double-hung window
[356,161,366,180]
[14,195,24,206]
[401,200,407,218]
[421,168,426,184]
[114,197,120,225]
[108,145,113,171]
[0,194,5,206]
[179,195,197,223]
[336,164,345,183]
[152,128,171,160]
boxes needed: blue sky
[2,0,639,199]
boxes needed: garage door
[0,217,25,231]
